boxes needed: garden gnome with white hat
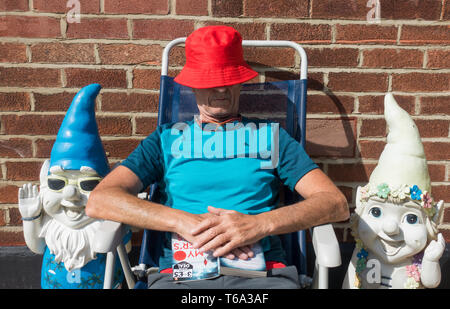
[18,84,128,288]
[342,93,445,289]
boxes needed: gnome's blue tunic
[42,84,126,289]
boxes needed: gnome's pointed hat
[49,84,109,177]
[369,93,431,193]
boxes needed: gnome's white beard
[39,219,101,271]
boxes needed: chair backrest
[138,39,310,275]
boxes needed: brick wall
[0,0,449,246]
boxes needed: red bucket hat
[174,26,258,89]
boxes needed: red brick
[328,72,389,92]
[98,44,162,65]
[338,185,354,204]
[0,43,27,63]
[306,47,359,68]
[176,0,208,16]
[444,209,450,227]
[400,25,450,45]
[271,23,332,44]
[359,140,385,159]
[101,92,159,112]
[431,185,450,203]
[168,46,186,67]
[103,139,142,158]
[0,0,28,11]
[6,161,42,181]
[211,0,242,17]
[8,207,21,226]
[33,92,75,112]
[307,94,355,115]
[0,185,19,203]
[65,68,127,89]
[415,119,449,138]
[0,209,5,226]
[2,114,63,135]
[362,49,423,68]
[0,67,61,87]
[444,0,450,20]
[133,19,194,40]
[31,43,95,64]
[420,97,450,115]
[133,69,162,90]
[427,49,450,69]
[66,18,128,39]
[336,24,398,44]
[306,118,357,158]
[135,117,158,135]
[244,0,309,18]
[379,0,442,20]
[203,22,266,40]
[423,142,450,161]
[97,116,132,136]
[0,16,60,38]
[33,0,100,13]
[311,0,367,20]
[360,118,386,137]
[392,73,450,92]
[243,47,296,68]
[104,0,168,14]
[428,164,446,182]
[0,138,32,158]
[265,71,323,90]
[35,138,55,158]
[0,92,30,111]
[327,163,377,182]
[358,95,415,115]
[0,231,25,246]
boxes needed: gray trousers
[148,266,300,289]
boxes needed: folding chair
[120,39,343,289]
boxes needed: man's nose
[62,185,80,201]
[214,87,229,93]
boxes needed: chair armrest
[312,224,341,268]
[93,220,126,253]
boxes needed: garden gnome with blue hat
[342,93,445,289]
[18,84,127,288]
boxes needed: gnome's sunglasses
[47,175,102,193]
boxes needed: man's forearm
[257,191,349,236]
[87,186,185,234]
[190,191,349,257]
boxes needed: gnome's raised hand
[424,233,445,262]
[18,183,41,219]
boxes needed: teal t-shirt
[121,117,318,269]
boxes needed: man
[86,26,349,288]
